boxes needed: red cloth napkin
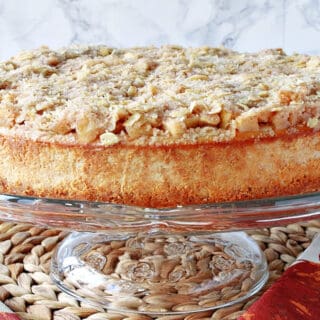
[239,260,320,320]
[0,315,20,320]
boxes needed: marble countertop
[0,0,319,60]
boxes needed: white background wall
[0,0,319,59]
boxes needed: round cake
[0,45,320,207]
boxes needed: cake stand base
[51,231,268,315]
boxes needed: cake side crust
[0,132,320,208]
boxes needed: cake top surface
[0,45,319,146]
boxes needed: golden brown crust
[1,131,320,208]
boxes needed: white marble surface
[0,0,319,60]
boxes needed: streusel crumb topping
[0,45,319,145]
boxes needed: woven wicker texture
[0,220,319,320]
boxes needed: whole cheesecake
[0,45,320,207]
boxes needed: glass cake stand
[0,192,320,315]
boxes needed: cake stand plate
[0,192,319,314]
[51,231,268,314]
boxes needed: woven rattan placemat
[0,220,319,320]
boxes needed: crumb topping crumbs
[0,45,319,146]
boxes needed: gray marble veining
[0,0,319,59]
